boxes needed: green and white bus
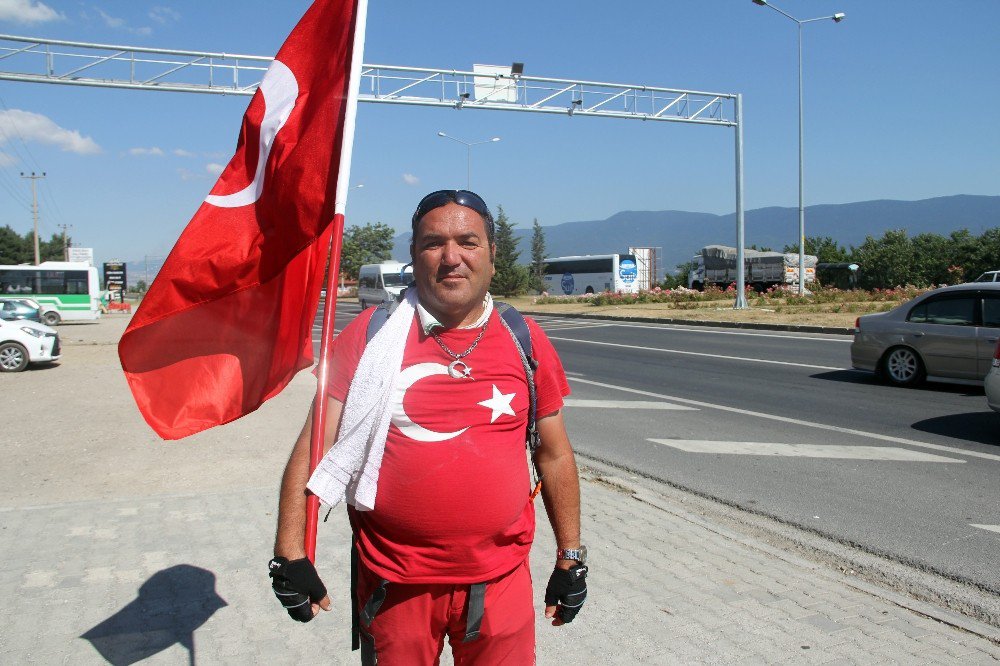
[0,262,101,324]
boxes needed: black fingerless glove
[544,564,588,623]
[268,557,327,623]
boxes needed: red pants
[356,558,535,665]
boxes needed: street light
[437,132,501,189]
[752,0,845,295]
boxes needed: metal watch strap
[557,546,587,564]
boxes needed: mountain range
[128,195,1000,284]
[390,194,1000,277]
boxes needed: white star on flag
[478,384,516,423]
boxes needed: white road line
[609,321,852,342]
[970,524,1000,534]
[565,399,698,411]
[548,336,843,371]
[540,324,614,332]
[569,376,1000,463]
[532,316,851,342]
[648,439,964,463]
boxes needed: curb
[518,309,854,336]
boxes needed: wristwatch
[556,545,587,565]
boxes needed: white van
[357,262,414,308]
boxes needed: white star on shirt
[478,385,516,423]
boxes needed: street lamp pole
[437,132,501,189]
[752,0,844,295]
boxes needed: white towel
[306,288,418,511]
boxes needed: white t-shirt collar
[416,292,493,334]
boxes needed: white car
[0,318,61,372]
[987,339,1000,413]
[975,271,999,283]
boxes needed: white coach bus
[541,254,639,296]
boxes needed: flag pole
[306,0,369,563]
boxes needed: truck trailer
[687,245,817,291]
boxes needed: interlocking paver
[1,465,998,664]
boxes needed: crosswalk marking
[970,524,1000,534]
[648,439,965,463]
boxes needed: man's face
[410,202,495,325]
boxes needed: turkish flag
[119,0,360,439]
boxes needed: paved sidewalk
[3,471,998,664]
[2,316,997,664]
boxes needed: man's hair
[410,190,495,247]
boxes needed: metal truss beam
[0,34,736,127]
[0,33,749,307]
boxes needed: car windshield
[976,272,998,282]
[383,271,413,287]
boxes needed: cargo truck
[687,245,817,291]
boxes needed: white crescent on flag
[205,59,299,208]
[390,363,469,442]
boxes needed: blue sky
[0,0,997,267]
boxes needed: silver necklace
[431,320,488,379]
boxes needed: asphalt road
[314,299,1000,593]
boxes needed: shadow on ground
[80,564,227,666]
[911,411,1000,446]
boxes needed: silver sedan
[987,340,1000,412]
[851,283,1000,387]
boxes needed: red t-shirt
[327,306,570,584]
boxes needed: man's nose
[440,241,462,265]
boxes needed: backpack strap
[365,298,400,343]
[495,302,542,499]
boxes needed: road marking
[565,399,697,411]
[569,376,1000,463]
[648,439,964,462]
[540,323,614,332]
[970,524,1000,534]
[532,316,851,342]
[549,336,843,371]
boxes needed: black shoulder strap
[495,302,541,471]
[365,299,399,343]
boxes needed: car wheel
[880,346,925,387]
[43,311,60,326]
[0,341,29,372]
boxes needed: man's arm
[535,409,586,625]
[272,396,344,617]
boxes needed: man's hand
[268,557,332,622]
[544,564,588,625]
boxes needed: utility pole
[20,171,46,265]
[58,223,73,260]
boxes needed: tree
[784,236,850,264]
[529,218,546,293]
[490,205,528,296]
[853,229,917,289]
[0,225,27,264]
[0,226,66,264]
[662,260,697,289]
[340,222,395,280]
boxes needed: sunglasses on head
[411,190,493,229]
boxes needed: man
[271,189,587,664]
